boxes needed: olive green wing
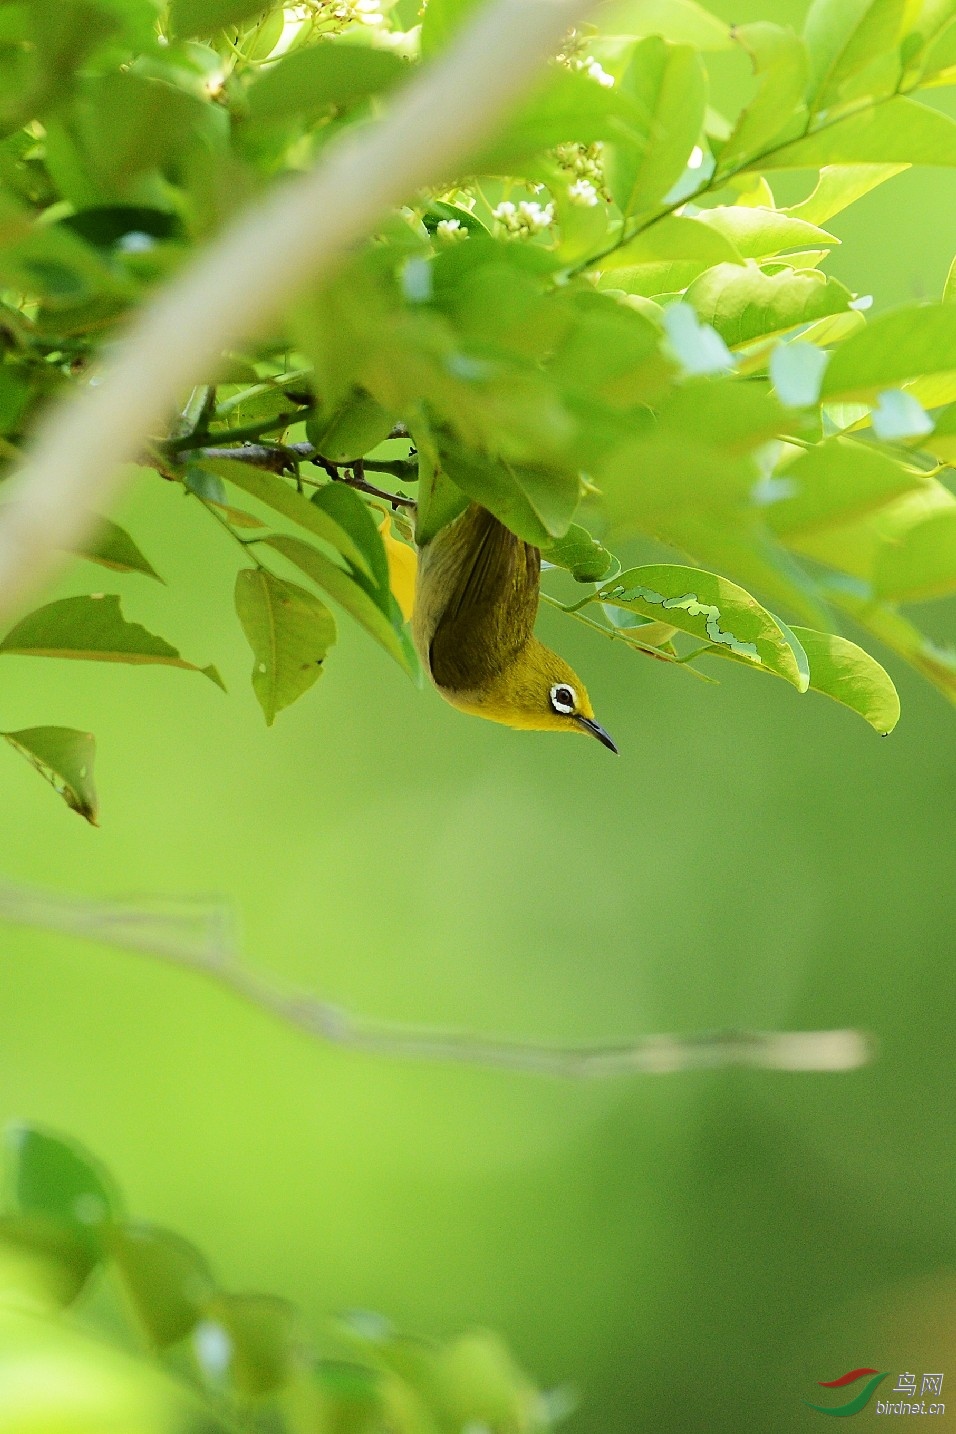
[429,506,540,691]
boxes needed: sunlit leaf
[694,207,838,260]
[803,0,909,110]
[720,23,809,166]
[234,568,336,724]
[764,437,927,535]
[685,263,851,346]
[784,163,909,224]
[607,37,706,217]
[2,726,98,824]
[753,96,956,168]
[0,595,223,686]
[600,0,733,49]
[788,625,899,731]
[821,302,956,398]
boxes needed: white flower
[567,179,599,208]
[584,57,614,88]
[491,201,517,222]
[516,199,554,231]
[436,218,466,242]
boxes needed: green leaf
[752,96,956,169]
[789,625,899,731]
[0,1213,97,1308]
[919,398,956,459]
[873,507,956,600]
[310,482,392,611]
[419,0,482,57]
[110,1223,215,1349]
[944,253,956,302]
[784,164,909,224]
[260,533,415,675]
[803,0,909,110]
[820,302,956,398]
[685,263,852,347]
[541,524,614,582]
[440,446,579,546]
[600,0,733,50]
[72,516,163,581]
[600,213,743,270]
[694,207,838,261]
[721,24,809,168]
[764,437,927,536]
[245,43,405,124]
[919,13,956,85]
[2,727,98,825]
[234,569,336,725]
[170,0,268,38]
[306,391,397,465]
[608,38,706,216]
[0,595,222,686]
[198,1293,302,1396]
[838,595,956,705]
[6,1125,121,1257]
[198,459,373,576]
[598,563,808,687]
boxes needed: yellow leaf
[379,515,417,621]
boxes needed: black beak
[575,715,618,753]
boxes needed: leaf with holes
[234,569,336,725]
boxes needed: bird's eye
[550,683,577,715]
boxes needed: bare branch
[0,880,873,1078]
[0,0,595,626]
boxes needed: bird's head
[448,637,618,751]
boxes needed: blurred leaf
[821,302,956,398]
[873,507,956,599]
[199,1293,302,1396]
[765,437,926,535]
[720,24,809,166]
[787,625,899,730]
[784,163,909,224]
[685,263,851,346]
[600,0,733,49]
[2,727,99,825]
[73,517,163,581]
[920,398,956,458]
[260,533,415,675]
[110,1223,215,1349]
[608,38,706,216]
[753,96,956,168]
[245,44,405,124]
[440,446,579,546]
[769,340,829,406]
[598,564,809,687]
[307,392,397,465]
[0,595,222,686]
[199,459,373,575]
[6,1126,120,1256]
[542,524,614,582]
[0,1213,97,1309]
[60,206,183,249]
[803,0,909,110]
[840,594,956,703]
[694,207,838,260]
[234,568,336,724]
[470,69,628,175]
[919,12,956,84]
[170,0,268,37]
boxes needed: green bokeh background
[2,0,956,1428]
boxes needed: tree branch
[0,879,872,1078]
[0,0,596,627]
[179,440,418,508]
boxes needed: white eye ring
[550,683,577,715]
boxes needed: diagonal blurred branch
[0,0,596,627]
[0,879,873,1077]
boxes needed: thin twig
[0,879,873,1078]
[175,440,418,509]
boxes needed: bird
[412,502,617,751]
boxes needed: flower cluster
[554,142,610,205]
[491,199,555,237]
